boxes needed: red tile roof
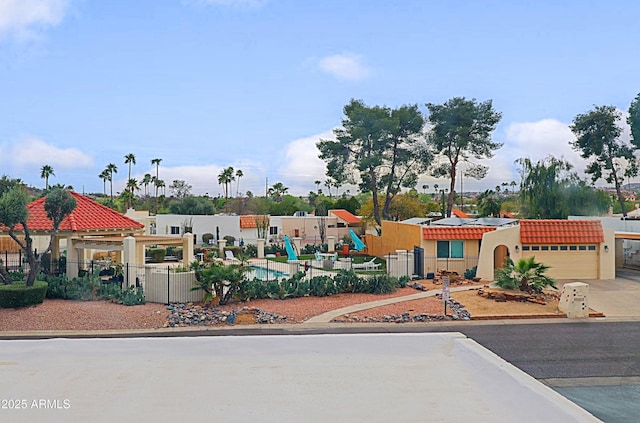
[520,220,604,244]
[452,209,470,218]
[330,209,361,225]
[23,192,144,232]
[423,226,495,240]
[240,216,258,229]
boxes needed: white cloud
[279,131,332,194]
[317,53,371,81]
[0,0,70,41]
[8,136,93,168]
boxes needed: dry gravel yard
[0,281,581,332]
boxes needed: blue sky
[1,0,639,197]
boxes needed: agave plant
[494,256,556,294]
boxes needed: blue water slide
[283,235,298,261]
[349,229,366,252]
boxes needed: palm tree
[124,153,136,181]
[510,180,517,195]
[151,158,162,212]
[267,182,288,202]
[126,178,139,209]
[98,170,110,197]
[495,256,556,293]
[422,184,429,194]
[40,165,55,190]
[217,166,235,203]
[106,163,118,200]
[141,173,152,197]
[314,180,321,193]
[235,169,243,197]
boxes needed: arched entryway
[493,245,510,270]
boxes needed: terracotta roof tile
[240,216,258,229]
[23,192,144,232]
[423,226,495,240]
[330,209,361,224]
[520,220,604,244]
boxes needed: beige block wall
[476,226,521,281]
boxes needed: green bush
[464,266,477,279]
[397,275,410,288]
[202,233,214,245]
[264,244,287,256]
[0,281,48,308]
[147,248,166,263]
[118,285,146,306]
[244,244,258,258]
[223,235,236,245]
[362,274,398,294]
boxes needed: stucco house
[366,218,615,281]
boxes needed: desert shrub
[237,278,268,301]
[464,266,477,279]
[300,244,322,254]
[118,285,146,306]
[495,256,556,294]
[147,248,166,263]
[362,274,398,294]
[0,281,48,308]
[397,275,410,288]
[309,275,339,297]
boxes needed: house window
[269,226,278,235]
[541,246,549,251]
[437,240,464,259]
[578,245,587,251]
[550,246,559,251]
[522,246,530,251]
[337,222,346,228]
[532,246,540,251]
[560,246,568,251]
[588,245,596,251]
[170,226,180,235]
[569,246,577,251]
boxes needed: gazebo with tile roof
[1,192,193,280]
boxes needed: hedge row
[0,281,48,308]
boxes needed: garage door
[523,245,598,279]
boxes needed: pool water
[249,266,289,280]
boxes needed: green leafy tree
[494,256,556,294]
[426,97,502,217]
[318,99,432,226]
[0,186,76,286]
[40,165,55,190]
[169,179,192,200]
[629,92,640,148]
[517,156,572,219]
[570,105,637,217]
[477,189,501,217]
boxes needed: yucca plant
[494,256,556,294]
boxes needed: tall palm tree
[141,173,152,197]
[124,153,136,181]
[267,182,288,202]
[235,169,243,197]
[40,165,55,190]
[99,169,110,197]
[217,166,235,203]
[510,180,517,195]
[314,180,321,193]
[126,178,139,209]
[151,158,162,212]
[106,163,118,200]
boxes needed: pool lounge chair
[351,258,381,270]
[225,250,240,262]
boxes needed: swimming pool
[248,266,290,280]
